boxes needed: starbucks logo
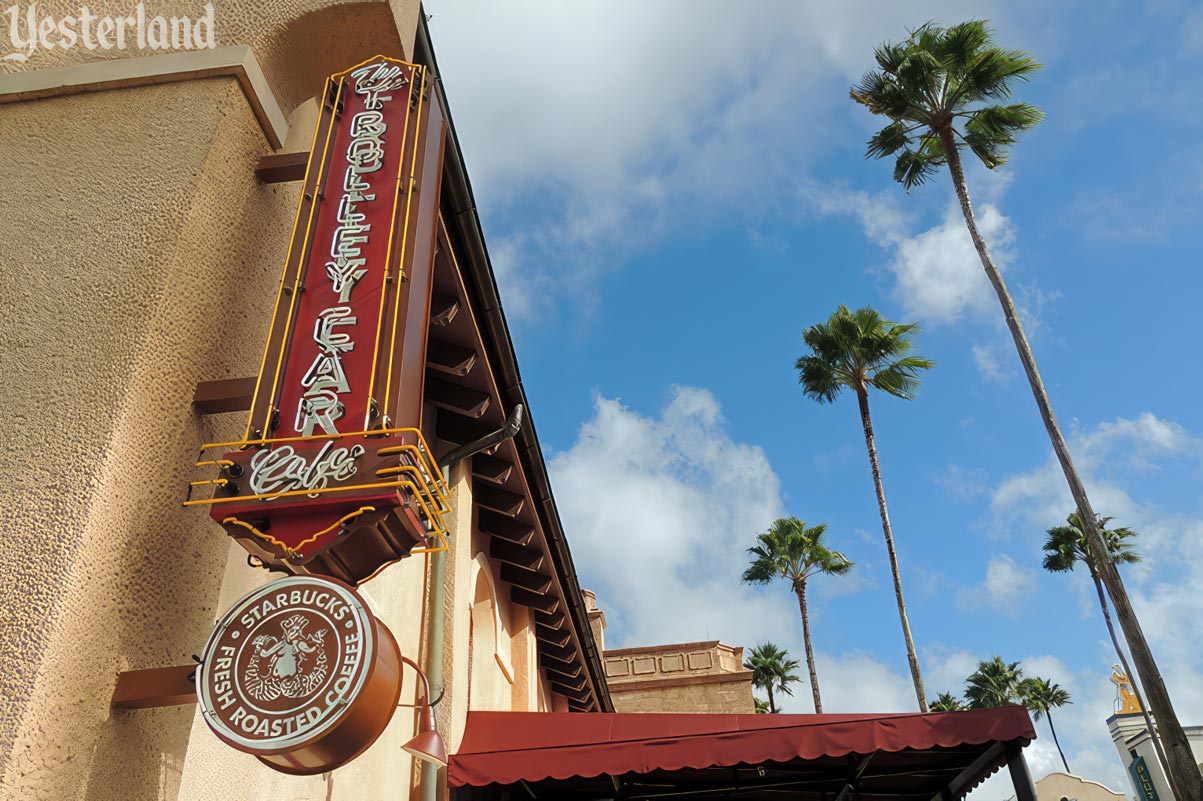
[197,575,402,774]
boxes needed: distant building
[585,591,756,713]
[1035,772,1124,801]
[1106,666,1203,800]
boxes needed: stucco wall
[0,2,413,115]
[0,5,567,800]
[0,76,301,801]
[1034,772,1124,801]
[610,674,756,714]
[0,3,426,798]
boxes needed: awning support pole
[1005,742,1038,801]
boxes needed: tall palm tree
[742,517,854,712]
[929,692,965,712]
[796,305,933,711]
[744,642,802,714]
[1043,513,1169,778]
[851,21,1201,798]
[1021,677,1072,773]
[964,656,1024,709]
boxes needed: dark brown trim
[111,665,197,709]
[499,563,552,593]
[936,741,1007,801]
[415,12,612,713]
[192,376,256,414]
[255,151,308,183]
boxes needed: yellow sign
[1110,665,1142,714]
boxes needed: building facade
[0,5,1052,801]
[0,5,609,801]
[585,591,755,714]
[1034,772,1125,801]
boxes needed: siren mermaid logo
[244,613,330,701]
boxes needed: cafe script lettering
[249,442,366,498]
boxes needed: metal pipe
[439,404,523,468]
[421,404,524,801]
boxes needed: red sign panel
[186,57,449,582]
[276,60,410,440]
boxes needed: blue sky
[427,1,1203,795]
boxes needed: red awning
[450,707,1036,798]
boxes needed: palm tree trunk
[1046,710,1070,774]
[767,684,777,715]
[855,386,927,712]
[940,129,1202,801]
[795,581,823,713]
[1090,567,1172,782]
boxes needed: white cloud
[806,651,917,713]
[989,413,1200,538]
[933,464,991,502]
[805,176,1016,326]
[549,386,792,648]
[890,200,1012,323]
[982,413,1203,793]
[972,341,1013,382]
[956,555,1038,617]
[550,386,932,719]
[426,0,1007,317]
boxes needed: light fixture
[400,656,448,767]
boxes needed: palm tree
[744,642,802,714]
[743,518,854,712]
[1043,513,1168,778]
[851,21,1201,798]
[1021,677,1072,773]
[964,656,1024,709]
[929,692,966,712]
[796,305,933,711]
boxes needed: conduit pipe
[421,404,524,801]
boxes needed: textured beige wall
[0,2,425,798]
[1,2,413,114]
[0,6,563,800]
[0,77,300,801]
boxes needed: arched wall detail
[468,553,514,685]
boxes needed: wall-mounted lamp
[399,656,447,767]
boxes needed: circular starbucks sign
[197,575,402,774]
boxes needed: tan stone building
[1034,772,1125,801]
[0,4,610,800]
[584,591,755,714]
[604,641,755,714]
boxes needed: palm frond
[796,354,846,404]
[962,103,1044,168]
[929,691,966,712]
[937,21,990,75]
[866,121,915,160]
[1041,512,1143,573]
[893,147,940,192]
[798,305,932,402]
[958,47,1041,103]
[851,20,1042,190]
